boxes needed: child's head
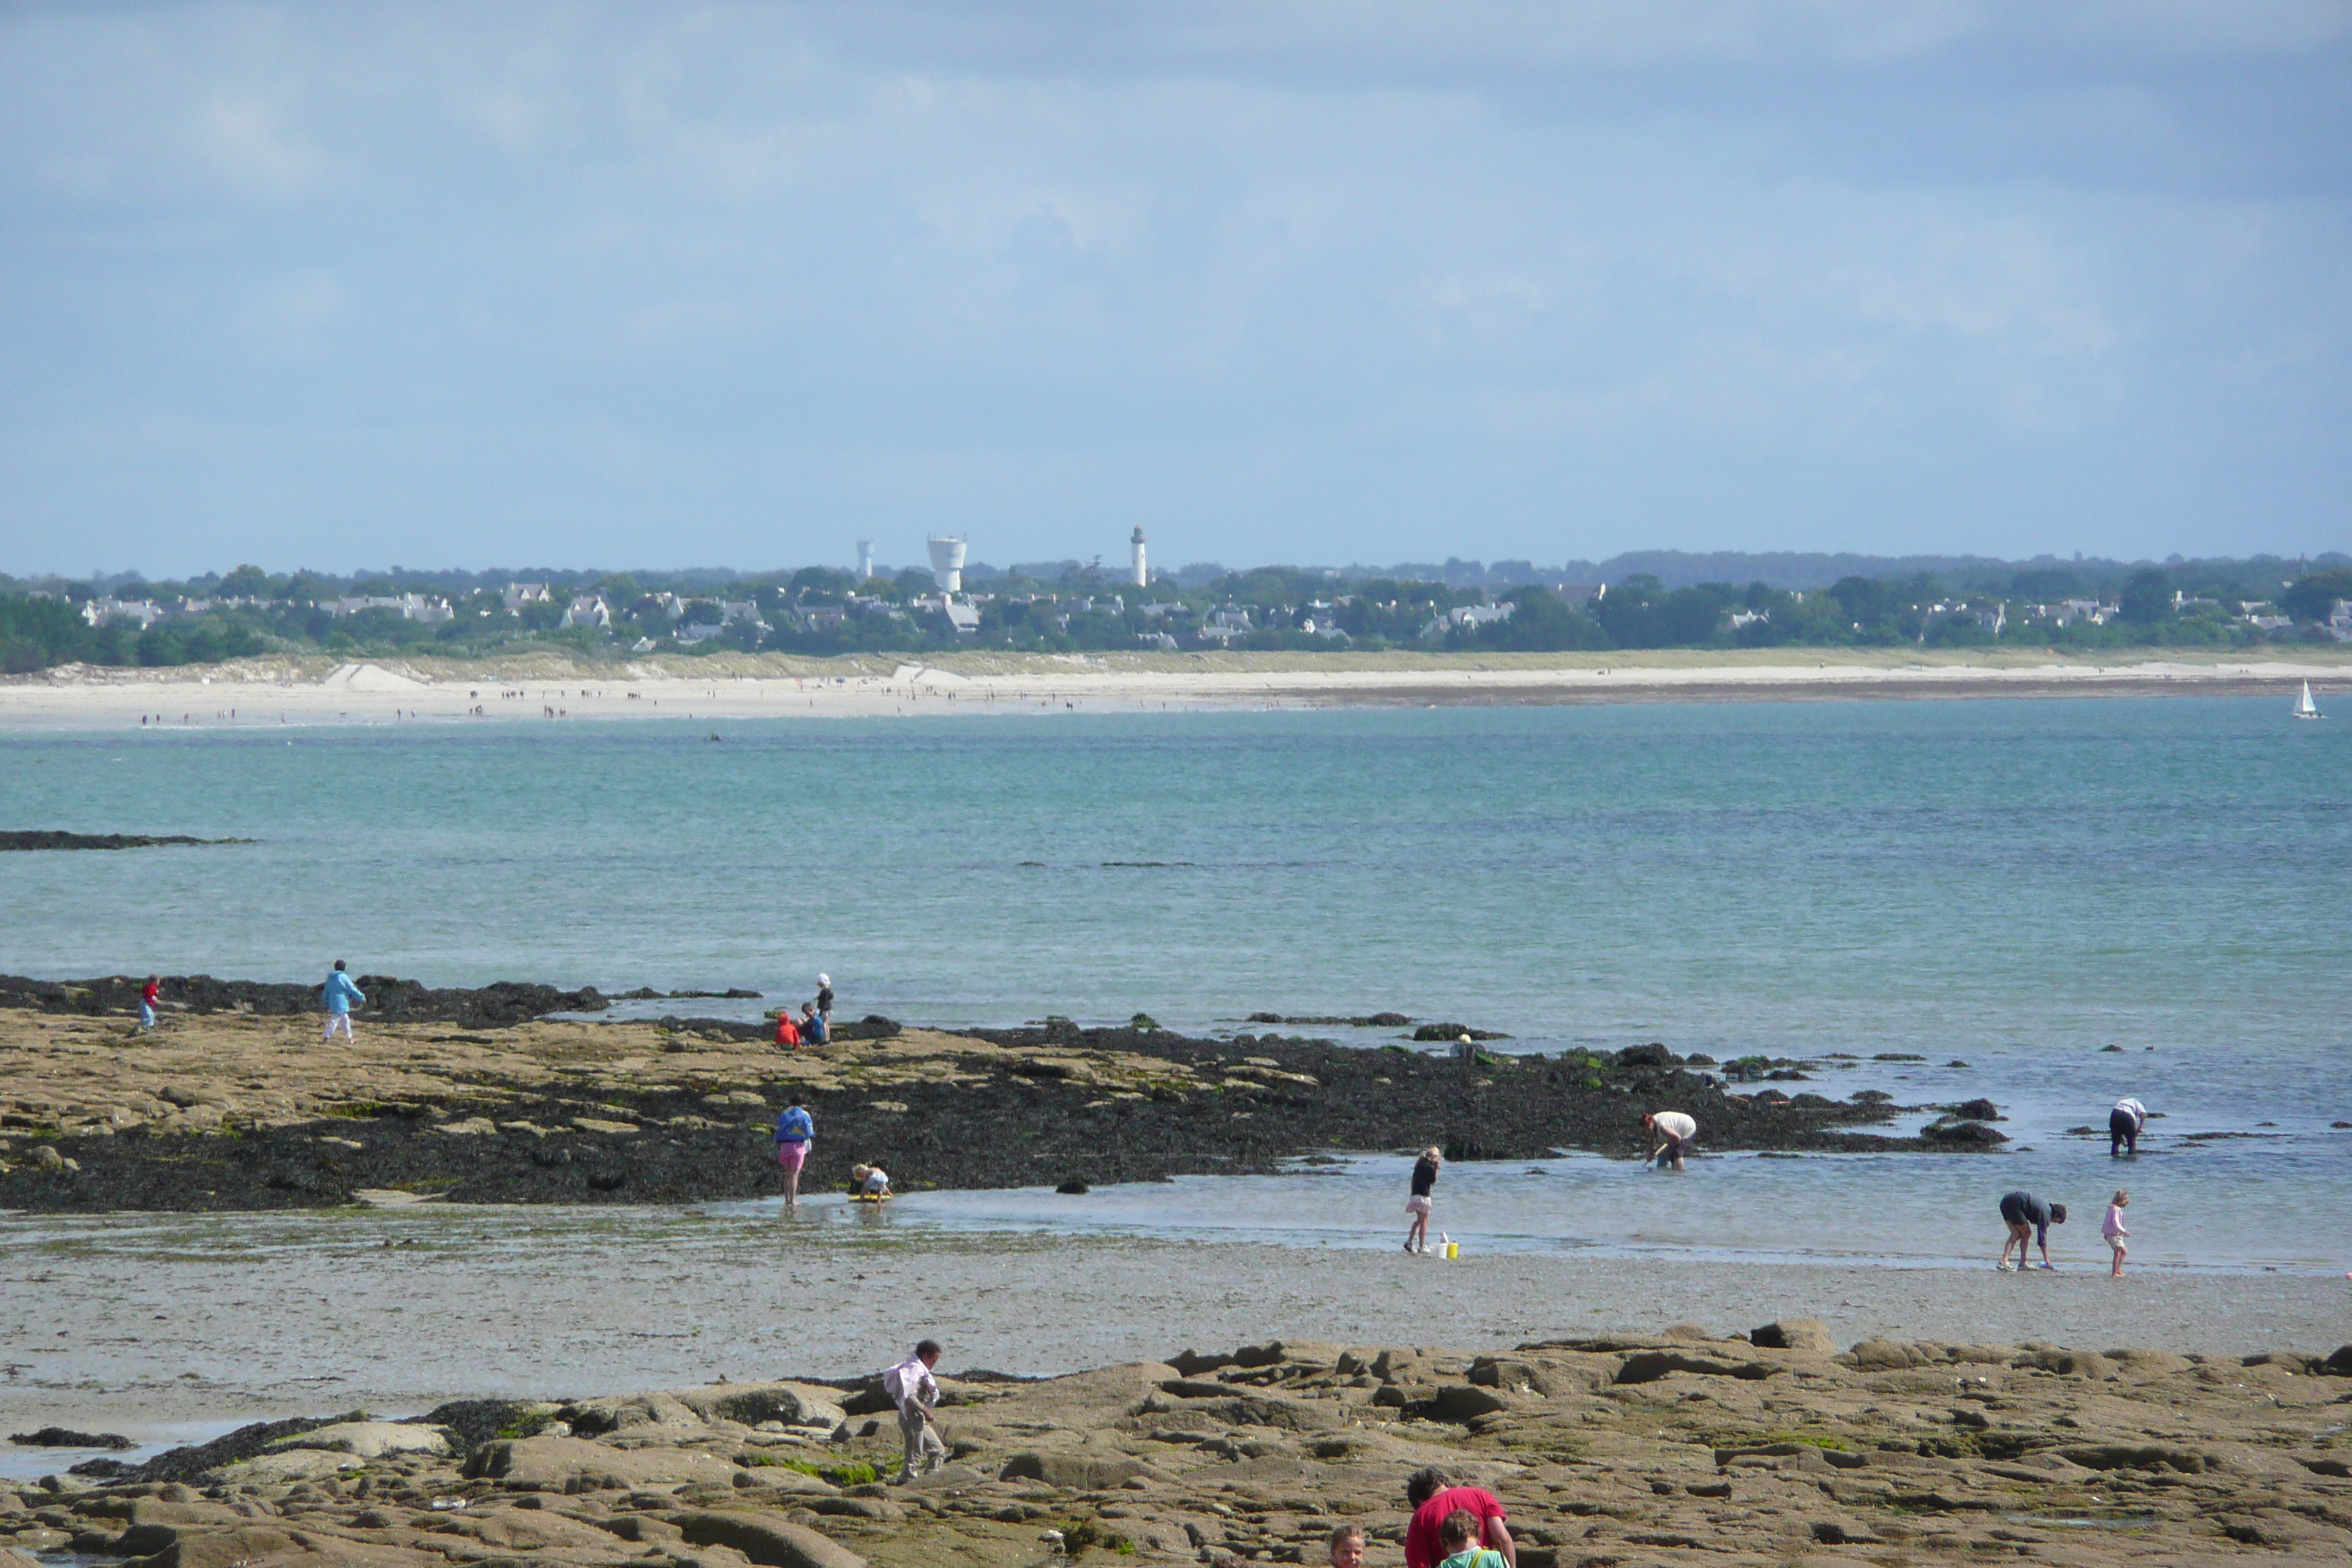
[851,1164,871,1181]
[1326,1523,1367,1567]
[2112,1189,2129,1207]
[1441,1509,1480,1550]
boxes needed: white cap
[817,973,830,986]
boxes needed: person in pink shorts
[774,1102,815,1207]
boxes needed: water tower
[1130,527,1147,589]
[856,540,875,582]
[927,535,967,595]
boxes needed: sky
[1,2,2348,578]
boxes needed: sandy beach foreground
[4,647,2347,729]
[3,1237,2349,1567]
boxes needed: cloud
[0,1,2343,571]
[195,95,329,197]
[238,270,347,359]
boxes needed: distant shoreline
[2,649,2345,729]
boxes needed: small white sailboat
[2294,681,2322,720]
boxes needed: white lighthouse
[926,535,968,595]
[856,540,875,583]
[1130,527,1147,589]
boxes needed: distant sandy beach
[3,648,2347,730]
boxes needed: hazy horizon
[4,3,2348,575]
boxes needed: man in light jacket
[321,961,366,1041]
[2109,1096,2147,1157]
[1642,1109,1697,1171]
[883,1338,946,1483]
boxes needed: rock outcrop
[12,1332,2352,1565]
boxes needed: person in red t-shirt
[1404,1468,1513,1568]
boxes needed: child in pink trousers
[2103,1190,2130,1278]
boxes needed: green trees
[0,595,98,673]
[1590,578,1738,647]
[1472,587,1606,651]
[2282,569,2352,623]
[2118,568,2172,625]
[219,563,272,598]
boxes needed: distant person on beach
[774,1010,801,1049]
[883,1338,946,1483]
[1404,1468,1515,1568]
[2110,1096,2147,1156]
[137,976,160,1031]
[852,1163,892,1199]
[1436,1509,1508,1568]
[799,1000,829,1044]
[773,1103,814,1207]
[1643,1109,1697,1171]
[1327,1523,1368,1568]
[2104,1189,2130,1277]
[816,973,834,1022]
[1999,1191,2066,1270]
[1406,1147,1441,1254]
[320,961,365,1041]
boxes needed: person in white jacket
[1642,1109,1697,1171]
[883,1339,945,1482]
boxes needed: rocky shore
[0,981,1988,1212]
[8,1327,2352,1567]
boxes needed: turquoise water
[2,697,2347,1269]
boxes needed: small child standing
[2103,1189,2130,1278]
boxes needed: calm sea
[2,696,2346,1271]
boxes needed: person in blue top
[1998,1191,2066,1271]
[320,960,366,1042]
[774,1102,815,1207]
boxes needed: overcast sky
[2,2,2347,577]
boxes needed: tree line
[2,558,2346,672]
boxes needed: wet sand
[5,1206,2345,1438]
[4,649,2347,730]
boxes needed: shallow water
[1,697,2347,1277]
[7,1194,2349,1444]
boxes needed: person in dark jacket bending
[1998,1191,2066,1270]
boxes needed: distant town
[2,539,2348,672]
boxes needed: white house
[560,595,611,630]
[502,582,551,611]
[80,598,165,630]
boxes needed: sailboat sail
[2296,682,2320,718]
